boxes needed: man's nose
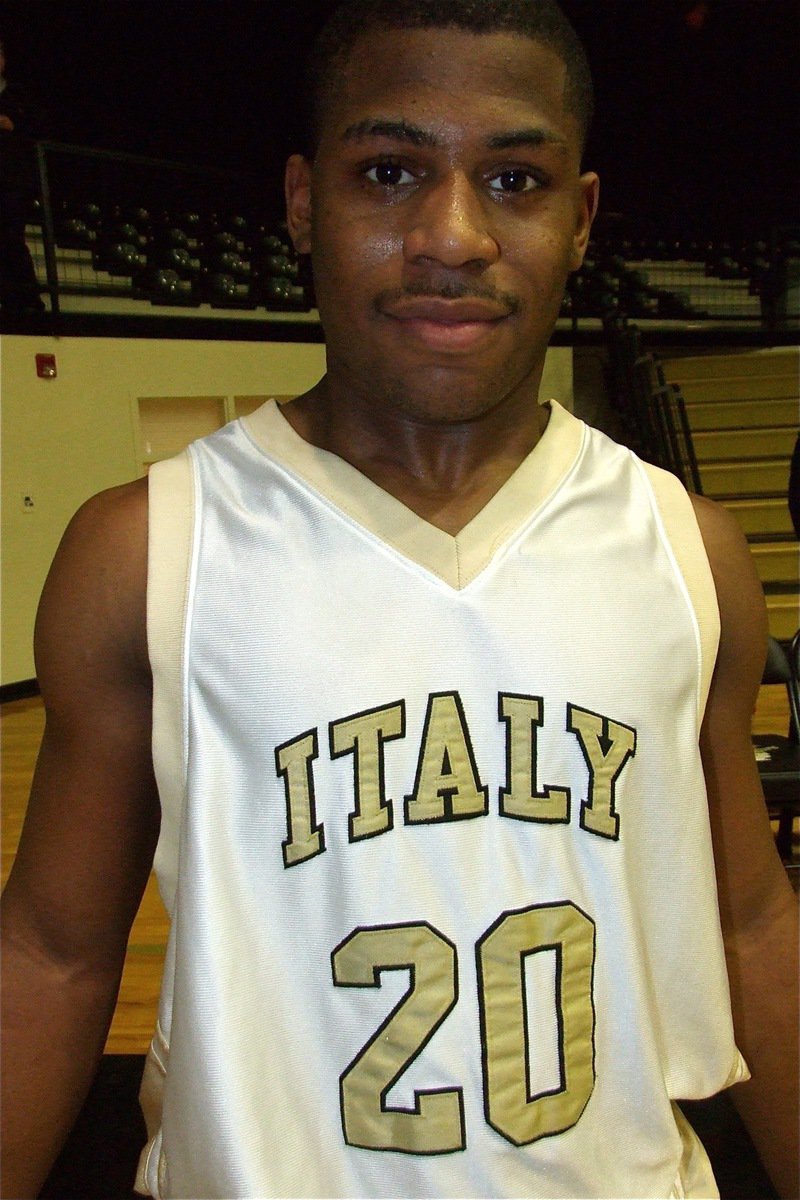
[403,173,500,269]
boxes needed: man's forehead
[326,27,574,144]
[339,25,567,90]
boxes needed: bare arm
[1,478,160,1199]
[693,493,799,1200]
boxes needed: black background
[2,0,798,238]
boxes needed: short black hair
[303,0,594,157]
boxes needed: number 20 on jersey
[332,900,596,1154]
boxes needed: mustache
[374,281,520,316]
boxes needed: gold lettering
[567,706,636,840]
[330,702,405,842]
[405,692,488,823]
[477,903,596,1145]
[498,693,570,823]
[275,729,325,866]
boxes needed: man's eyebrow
[341,118,439,147]
[486,127,568,150]
[339,119,569,152]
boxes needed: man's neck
[281,377,549,536]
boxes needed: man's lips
[381,296,511,323]
[380,296,512,350]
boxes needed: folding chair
[753,632,800,866]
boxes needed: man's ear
[285,154,313,255]
[570,171,600,271]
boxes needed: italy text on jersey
[276,688,637,866]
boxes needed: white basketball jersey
[138,399,747,1199]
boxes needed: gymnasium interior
[1,2,798,1197]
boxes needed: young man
[2,1,798,1196]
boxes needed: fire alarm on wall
[35,353,57,379]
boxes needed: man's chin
[378,373,538,426]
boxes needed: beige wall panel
[1,335,327,684]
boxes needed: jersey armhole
[640,462,720,723]
[147,450,195,916]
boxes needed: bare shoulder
[46,474,149,574]
[35,476,151,710]
[690,489,761,586]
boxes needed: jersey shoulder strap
[147,448,195,915]
[638,460,720,721]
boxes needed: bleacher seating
[753,632,800,868]
[567,232,800,324]
[28,195,312,314]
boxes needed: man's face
[286,27,599,424]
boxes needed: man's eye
[364,162,415,187]
[489,169,540,194]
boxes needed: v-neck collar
[242,398,584,590]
